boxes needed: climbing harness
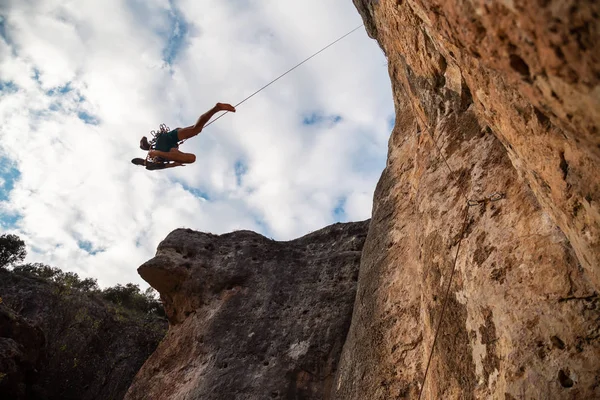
[144,123,172,164]
[417,126,506,400]
[148,124,171,148]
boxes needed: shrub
[8,240,164,317]
[101,284,164,317]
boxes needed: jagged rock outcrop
[125,221,368,400]
[333,1,599,399]
[0,270,167,400]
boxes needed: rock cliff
[125,222,368,400]
[333,0,599,399]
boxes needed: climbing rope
[145,24,364,163]
[181,24,365,141]
[417,123,505,399]
[418,206,470,400]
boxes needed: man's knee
[186,154,196,164]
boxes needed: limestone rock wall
[125,221,368,400]
[333,1,599,399]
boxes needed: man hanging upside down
[131,102,236,170]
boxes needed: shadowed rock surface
[125,221,368,400]
[0,303,45,399]
[333,1,600,399]
[0,270,167,400]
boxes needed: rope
[198,24,364,130]
[417,124,471,399]
[417,122,505,398]
[417,206,469,400]
[145,24,364,162]
[417,123,469,400]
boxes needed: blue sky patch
[0,158,21,228]
[177,181,211,201]
[77,111,99,125]
[77,240,103,255]
[46,82,73,96]
[0,212,20,229]
[333,197,346,221]
[234,160,247,186]
[125,0,189,65]
[162,1,189,65]
[302,112,342,127]
[0,161,21,202]
[0,81,17,94]
[387,114,396,130]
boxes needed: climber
[131,102,236,170]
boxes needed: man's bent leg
[177,103,236,141]
[149,149,196,164]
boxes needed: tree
[13,262,58,278]
[12,258,163,316]
[102,284,164,316]
[0,234,26,269]
[13,263,99,292]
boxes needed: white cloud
[0,0,393,287]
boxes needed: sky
[0,0,394,288]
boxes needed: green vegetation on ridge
[0,233,164,317]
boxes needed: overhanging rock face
[333,1,599,399]
[125,221,368,400]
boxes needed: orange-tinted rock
[333,1,599,399]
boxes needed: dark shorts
[154,129,180,152]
